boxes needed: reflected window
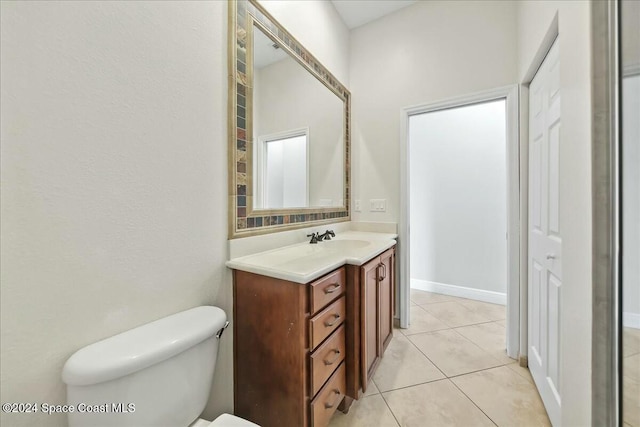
[257,130,309,209]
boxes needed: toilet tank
[62,306,227,427]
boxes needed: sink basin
[244,244,326,267]
[227,231,397,283]
[322,239,370,251]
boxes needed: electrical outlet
[369,199,386,212]
[354,199,361,212]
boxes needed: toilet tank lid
[62,306,227,386]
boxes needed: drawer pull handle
[324,314,341,327]
[324,389,341,409]
[324,283,341,294]
[323,349,341,366]
[378,263,386,280]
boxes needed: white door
[528,38,562,426]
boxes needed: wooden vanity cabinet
[233,267,347,427]
[232,245,396,426]
[344,247,395,395]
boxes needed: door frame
[399,85,520,358]
[590,1,621,425]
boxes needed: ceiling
[331,0,417,30]
[253,0,417,69]
[253,24,289,69]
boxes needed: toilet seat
[192,414,259,427]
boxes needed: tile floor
[330,289,551,427]
[623,327,640,427]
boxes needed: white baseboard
[623,312,640,329]
[411,279,507,306]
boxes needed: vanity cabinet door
[379,248,395,352]
[360,257,381,390]
[359,247,396,392]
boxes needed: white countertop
[226,231,397,284]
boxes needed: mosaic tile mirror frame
[228,0,351,238]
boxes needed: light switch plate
[369,199,386,212]
[354,199,361,212]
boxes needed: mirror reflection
[621,0,640,424]
[252,23,344,210]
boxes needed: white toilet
[62,306,258,427]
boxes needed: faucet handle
[307,233,320,244]
[321,230,335,240]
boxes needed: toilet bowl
[192,414,258,427]
[62,306,258,427]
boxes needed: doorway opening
[400,86,519,359]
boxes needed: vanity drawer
[309,296,346,350]
[311,362,346,427]
[310,324,346,396]
[310,267,346,313]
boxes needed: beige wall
[0,1,351,426]
[0,2,231,425]
[516,1,593,424]
[257,0,350,86]
[349,0,518,223]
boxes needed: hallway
[330,290,550,427]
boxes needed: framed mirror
[228,0,350,238]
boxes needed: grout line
[401,331,449,379]
[448,320,513,362]
[366,378,381,396]
[403,326,510,378]
[504,362,536,383]
[371,333,448,394]
[417,306,500,328]
[445,363,513,380]
[446,328,507,364]
[386,317,547,426]
[412,298,460,305]
[449,378,500,427]
[385,326,516,422]
[380,375,500,427]
[400,325,451,336]
[378,377,449,394]
[378,388,402,427]
[452,319,508,329]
